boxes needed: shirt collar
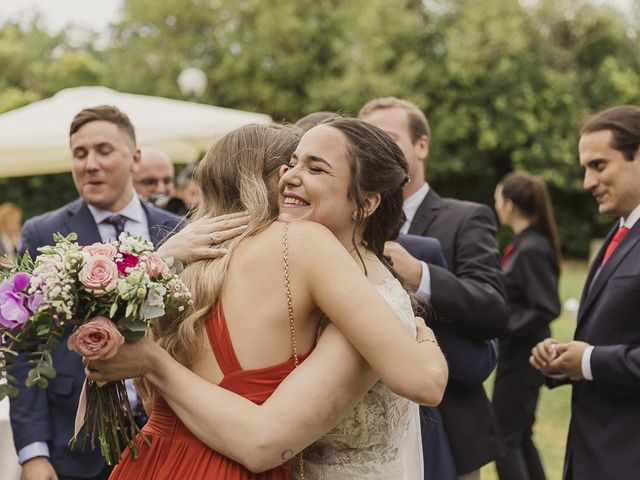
[620,202,640,229]
[404,183,430,213]
[87,192,146,225]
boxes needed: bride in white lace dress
[301,279,424,479]
[87,119,446,479]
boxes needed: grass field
[480,262,588,480]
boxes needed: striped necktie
[103,214,128,240]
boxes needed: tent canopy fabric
[0,86,272,178]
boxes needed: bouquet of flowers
[0,233,191,464]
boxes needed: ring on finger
[209,232,220,246]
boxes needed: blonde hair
[358,96,430,143]
[138,124,300,400]
[0,202,22,233]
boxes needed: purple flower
[11,273,32,293]
[0,291,29,329]
[27,293,44,313]
[0,279,12,294]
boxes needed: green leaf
[119,317,148,332]
[121,330,145,342]
[37,364,57,379]
[25,369,39,388]
[109,301,118,318]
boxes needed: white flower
[141,284,167,319]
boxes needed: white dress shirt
[581,201,640,381]
[401,184,433,301]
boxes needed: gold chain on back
[282,223,304,478]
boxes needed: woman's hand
[157,212,250,264]
[85,336,159,382]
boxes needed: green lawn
[480,261,588,480]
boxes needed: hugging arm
[290,222,448,405]
[139,323,377,472]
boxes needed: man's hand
[530,337,561,374]
[547,341,590,381]
[21,457,58,480]
[384,241,423,291]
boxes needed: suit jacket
[556,221,640,480]
[9,198,181,478]
[398,233,499,480]
[408,189,508,474]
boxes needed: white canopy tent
[0,86,272,178]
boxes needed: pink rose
[116,253,140,276]
[144,253,170,280]
[67,316,124,360]
[78,255,118,293]
[83,243,117,259]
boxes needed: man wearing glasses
[133,146,175,200]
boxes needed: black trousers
[493,338,546,480]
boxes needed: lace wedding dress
[295,278,424,479]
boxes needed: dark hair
[295,111,342,132]
[323,118,409,270]
[69,105,136,145]
[499,171,562,268]
[358,97,430,143]
[580,105,640,161]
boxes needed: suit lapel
[63,200,102,245]
[142,203,178,247]
[408,189,441,235]
[578,222,640,322]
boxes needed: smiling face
[278,125,357,243]
[70,120,140,212]
[579,129,640,219]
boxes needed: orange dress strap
[205,302,242,375]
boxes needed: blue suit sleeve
[396,233,498,386]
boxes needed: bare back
[191,221,321,383]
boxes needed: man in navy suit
[531,105,640,480]
[361,97,507,480]
[10,106,181,480]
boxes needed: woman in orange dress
[97,121,447,480]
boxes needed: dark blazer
[502,226,561,343]
[408,189,508,475]
[10,198,181,478]
[398,233,498,480]
[553,221,640,480]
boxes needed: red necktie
[501,243,515,268]
[601,226,630,266]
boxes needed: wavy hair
[139,124,301,400]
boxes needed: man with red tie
[531,105,640,480]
